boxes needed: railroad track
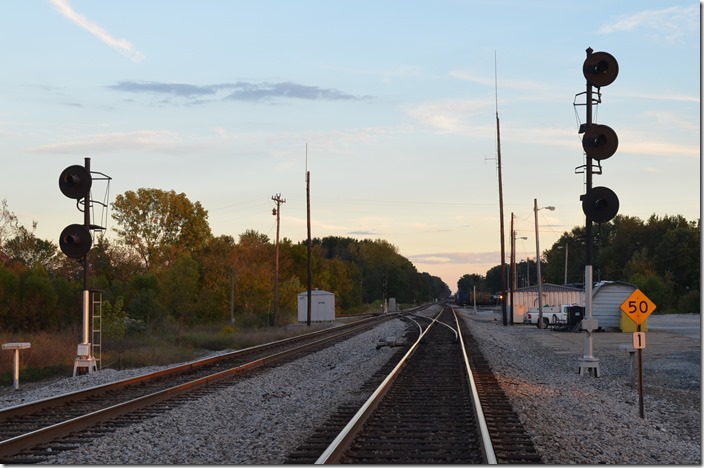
[286,306,542,464]
[0,309,419,464]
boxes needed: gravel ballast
[0,307,700,464]
[460,309,700,464]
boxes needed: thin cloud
[409,251,499,265]
[27,130,182,154]
[347,230,383,236]
[49,0,145,63]
[597,6,698,43]
[225,81,370,102]
[109,81,216,98]
[404,99,492,134]
[108,80,372,103]
[449,70,545,91]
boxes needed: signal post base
[73,357,98,377]
[578,357,600,377]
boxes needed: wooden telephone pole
[272,193,286,326]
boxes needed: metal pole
[564,244,568,285]
[526,257,530,287]
[306,170,312,327]
[494,54,508,326]
[230,268,235,325]
[12,349,19,390]
[637,323,645,418]
[496,114,507,326]
[509,212,516,325]
[581,47,599,375]
[82,157,91,346]
[534,199,544,328]
[473,285,476,312]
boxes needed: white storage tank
[591,281,638,331]
[297,289,335,323]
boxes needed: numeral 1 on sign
[632,331,645,350]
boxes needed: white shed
[591,281,640,331]
[297,289,335,323]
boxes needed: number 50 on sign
[620,289,656,325]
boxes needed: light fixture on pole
[534,199,555,329]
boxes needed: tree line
[0,191,450,334]
[457,214,700,314]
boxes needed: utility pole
[230,268,235,325]
[271,193,286,326]
[306,164,312,326]
[510,212,515,325]
[494,53,508,326]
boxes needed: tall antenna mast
[495,51,508,326]
[495,50,499,115]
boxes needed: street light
[534,199,555,329]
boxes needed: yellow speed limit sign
[620,289,656,325]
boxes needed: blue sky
[0,0,699,290]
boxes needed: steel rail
[0,313,399,460]
[314,310,436,464]
[0,312,398,423]
[453,307,497,464]
[316,306,496,464]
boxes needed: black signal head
[581,186,619,223]
[583,51,619,88]
[59,224,92,258]
[582,124,618,161]
[59,165,92,199]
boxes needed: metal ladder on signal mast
[91,290,102,370]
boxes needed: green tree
[234,230,274,316]
[543,227,585,285]
[160,253,200,324]
[0,199,20,249]
[125,273,164,327]
[103,296,127,339]
[111,188,212,271]
[485,264,503,295]
[0,266,20,330]
[4,224,59,272]
[197,235,238,322]
[19,269,59,330]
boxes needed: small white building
[508,284,584,323]
[297,289,335,323]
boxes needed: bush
[677,290,700,314]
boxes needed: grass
[0,303,396,386]
[0,320,337,386]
